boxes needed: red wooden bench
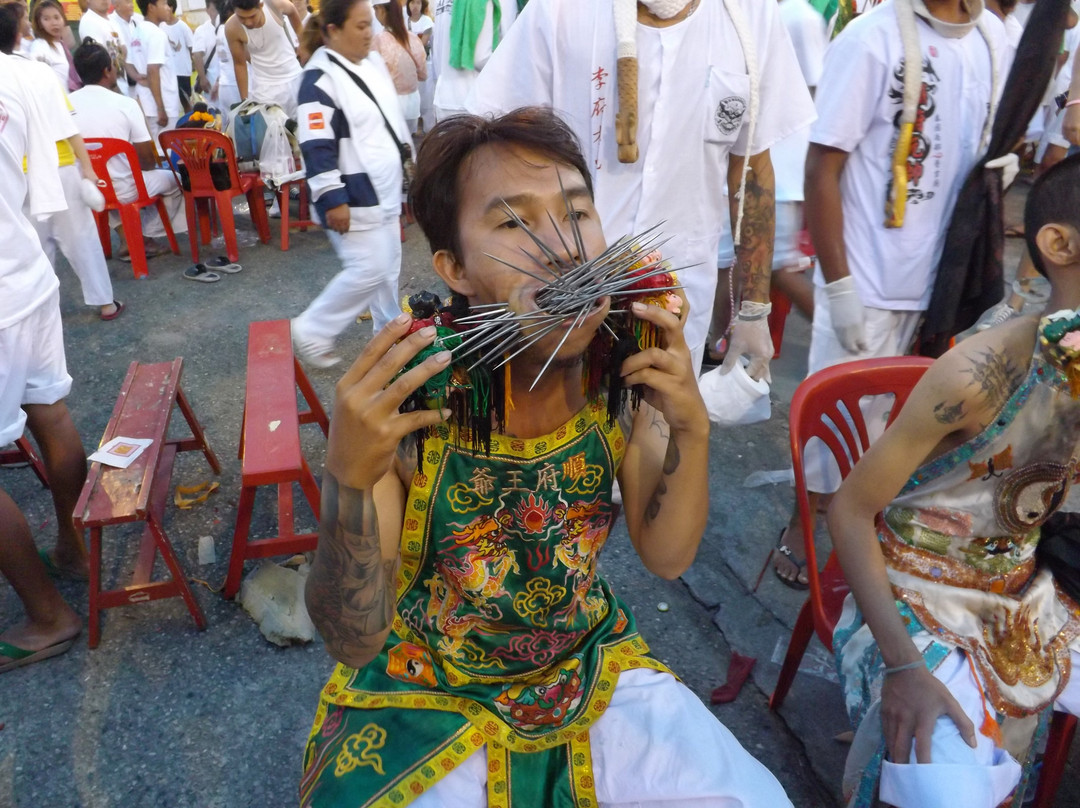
[74,359,221,648]
[225,320,329,599]
[0,435,48,488]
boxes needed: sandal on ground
[0,636,77,674]
[37,548,89,582]
[206,256,242,274]
[183,264,221,283]
[119,242,170,262]
[772,530,809,590]
[1004,224,1025,238]
[99,300,124,321]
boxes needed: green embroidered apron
[301,400,670,808]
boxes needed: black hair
[319,0,366,32]
[136,0,152,17]
[411,107,594,261]
[0,2,26,54]
[377,0,408,49]
[233,0,263,11]
[166,0,177,11]
[1024,153,1080,277]
[30,0,65,45]
[73,39,112,85]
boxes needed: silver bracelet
[883,659,925,676]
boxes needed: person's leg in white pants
[139,168,188,237]
[292,219,403,361]
[874,648,1080,808]
[33,165,116,314]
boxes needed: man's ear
[432,249,476,297]
[1035,223,1080,270]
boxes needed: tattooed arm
[826,321,1036,764]
[305,315,451,668]
[618,303,710,580]
[727,149,776,305]
[305,469,405,668]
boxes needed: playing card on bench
[88,437,154,469]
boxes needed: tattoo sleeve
[730,151,777,304]
[305,473,398,665]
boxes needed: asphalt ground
[1,183,1077,808]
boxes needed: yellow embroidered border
[568,731,598,807]
[372,723,486,808]
[321,636,669,753]
[487,742,510,808]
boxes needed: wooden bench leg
[146,512,208,631]
[299,455,322,521]
[294,358,330,438]
[226,485,257,599]
[88,526,103,649]
[176,385,221,474]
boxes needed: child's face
[40,6,65,38]
[448,144,610,364]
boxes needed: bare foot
[0,609,82,662]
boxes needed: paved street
[1,187,1077,808]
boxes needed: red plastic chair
[85,137,180,279]
[157,129,271,264]
[769,356,1076,807]
[769,356,933,711]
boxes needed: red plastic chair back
[84,137,154,209]
[157,129,244,196]
[789,356,933,650]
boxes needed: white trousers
[406,668,792,808]
[802,284,922,493]
[874,648,1080,808]
[147,115,180,145]
[32,165,114,308]
[294,220,403,344]
[250,74,302,119]
[138,169,188,237]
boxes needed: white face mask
[912,0,985,38]
[638,0,694,19]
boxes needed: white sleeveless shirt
[245,6,302,86]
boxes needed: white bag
[697,361,771,426]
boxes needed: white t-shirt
[28,39,70,90]
[70,84,152,201]
[432,0,517,114]
[774,0,830,203]
[192,17,222,88]
[467,0,815,281]
[131,19,182,117]
[79,10,124,62]
[109,10,143,97]
[215,22,238,89]
[0,55,76,327]
[809,2,1006,310]
[162,19,194,78]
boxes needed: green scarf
[449,0,502,70]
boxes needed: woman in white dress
[30,0,80,91]
[405,0,432,135]
[371,0,426,133]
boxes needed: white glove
[80,177,106,212]
[721,301,774,384]
[985,153,1020,192]
[825,275,867,354]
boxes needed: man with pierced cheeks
[300,108,792,807]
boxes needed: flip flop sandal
[773,541,809,591]
[37,548,89,581]
[183,264,221,283]
[100,300,124,321]
[120,242,170,262]
[0,637,77,674]
[206,256,243,274]
[173,480,220,509]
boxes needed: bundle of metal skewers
[397,205,684,462]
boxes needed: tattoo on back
[305,473,398,663]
